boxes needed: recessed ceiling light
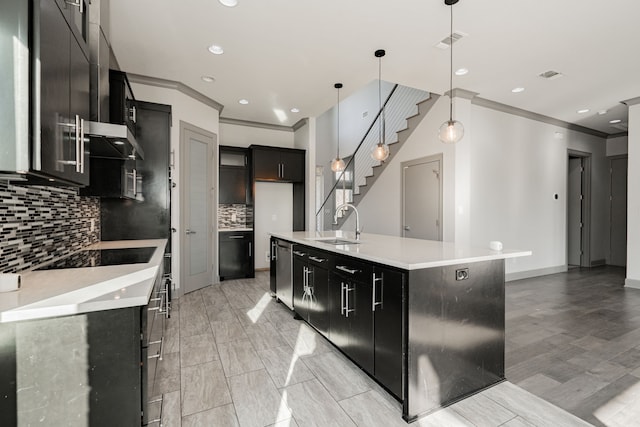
[609,119,622,124]
[239,99,249,105]
[455,68,469,76]
[208,44,224,55]
[511,87,525,93]
[219,0,238,6]
[201,76,215,83]
[598,110,608,115]
[577,109,590,114]
[290,108,300,113]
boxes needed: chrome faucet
[334,203,361,240]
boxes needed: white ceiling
[108,0,640,135]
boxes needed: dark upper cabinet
[251,146,305,182]
[219,231,254,280]
[110,70,137,138]
[219,147,250,205]
[35,0,90,186]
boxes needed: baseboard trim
[506,265,568,282]
[625,278,640,289]
[591,259,606,267]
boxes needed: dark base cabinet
[219,231,254,280]
[293,246,329,336]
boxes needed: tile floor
[149,269,638,426]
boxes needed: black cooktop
[36,247,156,270]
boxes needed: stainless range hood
[86,121,145,160]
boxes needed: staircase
[316,85,439,231]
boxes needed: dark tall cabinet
[100,101,172,274]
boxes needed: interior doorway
[567,150,591,268]
[401,154,442,240]
[609,156,628,266]
[180,122,217,295]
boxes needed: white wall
[626,104,640,288]
[607,135,628,156]
[470,106,608,278]
[351,95,610,279]
[219,122,294,148]
[130,82,220,293]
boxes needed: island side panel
[406,259,505,420]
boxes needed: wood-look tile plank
[245,322,290,351]
[180,332,218,367]
[414,407,475,427]
[181,404,240,427]
[228,369,292,427]
[257,345,315,388]
[159,390,181,427]
[153,352,181,396]
[303,351,371,401]
[181,360,232,416]
[210,319,249,344]
[450,392,517,427]
[483,382,593,426]
[515,373,561,397]
[500,416,537,427]
[339,389,406,427]
[279,323,334,358]
[218,339,264,377]
[283,379,356,427]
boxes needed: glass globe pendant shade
[371,142,390,162]
[438,119,464,144]
[331,157,346,172]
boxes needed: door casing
[401,154,443,241]
[566,149,591,268]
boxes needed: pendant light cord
[449,3,454,122]
[337,86,340,159]
[378,58,382,144]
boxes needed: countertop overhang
[0,239,167,323]
[269,231,531,270]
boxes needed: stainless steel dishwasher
[275,240,293,309]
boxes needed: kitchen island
[269,231,531,422]
[0,239,169,426]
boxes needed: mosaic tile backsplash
[218,204,253,229]
[0,181,100,273]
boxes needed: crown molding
[472,97,609,139]
[622,96,640,107]
[292,118,309,131]
[219,117,294,132]
[127,73,224,112]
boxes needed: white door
[181,122,216,294]
[610,157,628,266]
[402,155,442,240]
[567,157,582,266]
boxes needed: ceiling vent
[435,31,467,49]
[538,70,564,80]
[611,122,628,131]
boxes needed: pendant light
[371,49,390,162]
[330,83,346,172]
[438,0,464,144]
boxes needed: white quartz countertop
[269,231,531,270]
[0,239,167,323]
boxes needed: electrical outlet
[265,251,270,262]
[231,213,237,222]
[90,219,95,232]
[456,268,469,281]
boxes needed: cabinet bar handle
[271,241,277,261]
[133,169,137,196]
[75,115,81,173]
[309,256,326,263]
[130,105,137,123]
[293,251,306,257]
[340,282,345,315]
[80,118,85,173]
[65,0,83,13]
[281,163,285,178]
[372,272,384,311]
[336,265,359,275]
[228,235,244,239]
[249,242,252,257]
[345,285,355,317]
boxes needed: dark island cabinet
[252,146,305,182]
[219,146,250,205]
[372,266,404,398]
[292,247,329,336]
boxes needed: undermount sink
[307,237,361,245]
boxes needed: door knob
[185,229,196,235]
[404,225,411,231]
